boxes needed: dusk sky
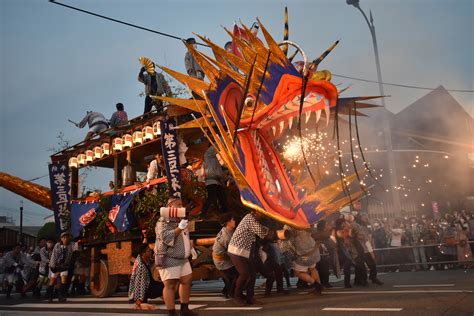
[1,0,472,226]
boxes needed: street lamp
[346,0,402,214]
[19,200,23,244]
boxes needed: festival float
[0,12,381,297]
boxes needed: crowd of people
[366,210,473,271]
[0,231,89,302]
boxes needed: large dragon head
[155,17,380,228]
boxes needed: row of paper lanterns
[69,122,161,168]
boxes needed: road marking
[53,296,229,302]
[0,303,206,310]
[322,307,403,312]
[322,290,473,294]
[204,307,263,311]
[393,284,454,287]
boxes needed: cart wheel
[90,259,118,298]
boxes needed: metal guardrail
[370,240,474,268]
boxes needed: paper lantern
[133,131,143,145]
[85,150,94,162]
[113,137,123,151]
[68,157,78,168]
[153,121,161,136]
[122,134,133,148]
[77,154,87,166]
[142,126,154,141]
[101,143,110,156]
[93,146,103,159]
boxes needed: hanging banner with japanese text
[48,162,71,234]
[160,119,182,199]
[108,189,144,232]
[71,201,99,238]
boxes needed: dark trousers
[200,184,228,217]
[145,279,164,301]
[144,96,164,114]
[342,258,355,286]
[354,255,367,285]
[229,253,256,301]
[255,257,283,293]
[364,253,378,281]
[317,257,330,285]
[219,266,237,297]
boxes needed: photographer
[154,198,196,316]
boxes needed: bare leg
[309,267,320,283]
[163,279,178,310]
[179,273,192,304]
[295,270,315,284]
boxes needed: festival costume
[154,218,192,281]
[109,110,129,128]
[78,112,108,134]
[138,71,171,114]
[128,254,163,304]
[228,213,269,303]
[213,227,237,297]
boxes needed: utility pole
[347,0,401,214]
[19,200,24,244]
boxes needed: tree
[37,222,57,241]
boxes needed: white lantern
[85,150,94,162]
[93,146,103,159]
[122,134,133,148]
[113,137,123,151]
[68,157,78,168]
[153,121,161,136]
[77,154,87,166]
[142,126,154,141]
[133,131,143,144]
[101,143,110,156]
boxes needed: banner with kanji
[48,162,71,234]
[71,201,99,238]
[160,119,182,199]
[108,189,144,232]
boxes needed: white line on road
[322,307,403,312]
[393,284,454,287]
[322,290,473,294]
[204,307,263,311]
[0,303,206,310]
[63,296,229,302]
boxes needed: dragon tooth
[324,105,330,126]
[305,111,311,124]
[315,109,322,123]
[272,125,277,136]
[279,121,285,134]
[324,98,329,107]
[288,116,293,129]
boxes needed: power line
[333,74,473,93]
[49,1,473,93]
[48,0,209,47]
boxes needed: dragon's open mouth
[236,81,337,220]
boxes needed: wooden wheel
[90,259,118,298]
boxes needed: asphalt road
[1,270,473,316]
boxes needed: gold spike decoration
[150,96,207,113]
[139,56,156,75]
[311,70,332,81]
[159,66,209,99]
[315,190,366,217]
[195,34,252,74]
[305,172,359,205]
[175,116,211,129]
[256,18,288,65]
[184,41,220,87]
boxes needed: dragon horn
[310,40,340,71]
[282,7,289,56]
